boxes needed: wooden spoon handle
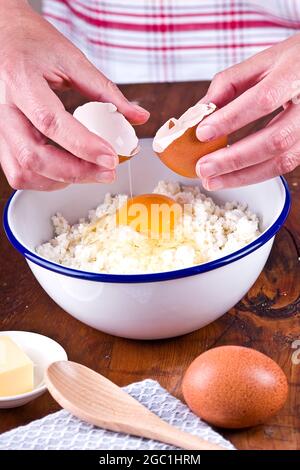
[137,421,227,451]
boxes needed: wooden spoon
[45,361,226,451]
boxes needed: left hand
[0,1,149,191]
[196,33,300,190]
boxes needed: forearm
[0,0,30,14]
[0,1,44,67]
[0,1,33,34]
[0,0,29,8]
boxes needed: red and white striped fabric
[43,0,300,83]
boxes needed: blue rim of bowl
[3,177,291,284]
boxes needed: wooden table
[0,82,299,450]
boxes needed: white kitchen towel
[0,379,234,450]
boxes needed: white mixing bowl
[3,139,290,339]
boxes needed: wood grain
[0,82,299,450]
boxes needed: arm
[0,0,149,190]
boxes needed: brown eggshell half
[182,346,288,429]
[156,124,227,178]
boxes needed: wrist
[0,1,33,58]
[0,0,30,16]
[0,0,28,7]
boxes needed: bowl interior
[7,138,287,253]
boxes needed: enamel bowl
[3,139,290,339]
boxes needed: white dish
[3,139,290,339]
[0,331,67,408]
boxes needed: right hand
[0,1,149,190]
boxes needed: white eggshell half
[73,102,139,157]
[153,102,216,153]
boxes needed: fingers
[0,139,67,191]
[68,53,150,125]
[199,50,271,108]
[18,144,116,184]
[0,105,116,188]
[197,103,300,190]
[197,72,293,142]
[201,148,299,190]
[197,104,300,179]
[11,77,119,166]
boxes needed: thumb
[69,54,150,124]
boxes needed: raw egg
[182,346,288,429]
[73,102,139,161]
[153,102,227,178]
[116,194,182,239]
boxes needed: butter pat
[0,336,34,397]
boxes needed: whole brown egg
[182,346,288,429]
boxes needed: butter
[0,336,34,397]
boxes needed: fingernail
[96,170,115,183]
[197,161,217,178]
[97,154,118,169]
[196,125,216,142]
[206,178,224,191]
[132,103,150,116]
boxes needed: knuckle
[68,174,81,184]
[68,165,90,184]
[33,108,58,136]
[257,85,280,112]
[17,147,38,171]
[104,79,120,95]
[267,127,295,154]
[7,170,24,190]
[218,106,239,131]
[277,152,298,174]
[233,171,249,187]
[228,152,243,171]
[209,68,238,102]
[212,71,226,86]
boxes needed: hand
[0,1,149,191]
[196,33,300,190]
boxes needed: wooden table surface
[0,81,299,450]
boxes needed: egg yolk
[116,194,182,239]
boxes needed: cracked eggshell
[153,102,227,178]
[73,102,139,162]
